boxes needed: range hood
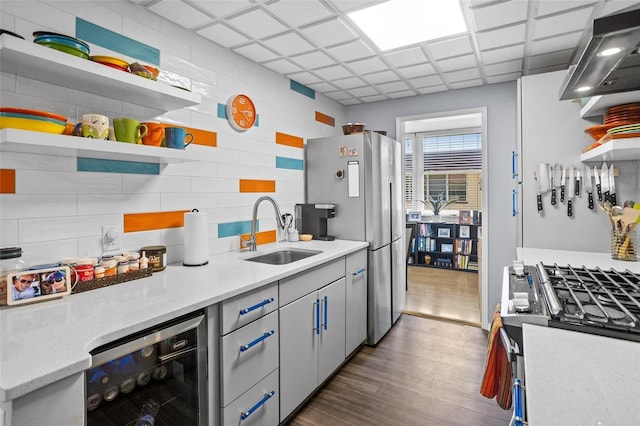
[559,7,640,100]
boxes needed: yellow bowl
[0,116,66,134]
[299,234,313,241]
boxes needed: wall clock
[226,94,256,131]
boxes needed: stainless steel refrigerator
[305,132,405,345]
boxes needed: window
[404,138,414,209]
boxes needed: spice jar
[117,260,129,274]
[140,245,166,272]
[75,258,94,282]
[1,247,27,306]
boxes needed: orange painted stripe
[124,210,190,233]
[315,111,335,127]
[239,179,276,193]
[0,169,16,194]
[240,230,277,247]
[275,132,304,149]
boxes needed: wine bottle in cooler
[134,399,160,426]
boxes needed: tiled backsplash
[0,0,345,266]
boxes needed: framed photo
[459,210,472,224]
[6,266,71,306]
[441,243,454,253]
[459,225,470,239]
[407,211,422,222]
[437,228,451,238]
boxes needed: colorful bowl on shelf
[34,34,90,54]
[0,107,67,123]
[0,116,66,134]
[0,112,66,126]
[90,55,130,69]
[34,40,89,59]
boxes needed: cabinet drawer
[279,257,345,306]
[221,282,278,335]
[222,368,279,426]
[221,310,279,406]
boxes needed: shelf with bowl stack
[580,137,640,162]
[0,129,215,164]
[579,91,640,119]
[580,100,640,162]
[0,33,200,111]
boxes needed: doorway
[397,108,487,327]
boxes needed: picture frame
[441,243,454,253]
[459,210,472,224]
[460,225,470,239]
[6,266,71,306]
[437,228,451,238]
[407,211,422,222]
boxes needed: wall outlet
[102,225,121,252]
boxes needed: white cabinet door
[345,250,367,356]
[279,291,319,421]
[318,278,346,384]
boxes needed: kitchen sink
[245,249,322,265]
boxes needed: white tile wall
[0,0,345,266]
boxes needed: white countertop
[0,239,368,402]
[523,323,640,426]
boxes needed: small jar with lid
[117,260,129,274]
[1,247,27,305]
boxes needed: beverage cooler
[85,312,208,425]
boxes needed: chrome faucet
[243,196,286,251]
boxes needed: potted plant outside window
[418,193,457,220]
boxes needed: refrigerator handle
[512,189,518,217]
[512,151,518,179]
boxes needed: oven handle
[499,327,519,362]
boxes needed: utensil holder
[611,229,637,261]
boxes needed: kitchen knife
[601,161,610,202]
[560,166,566,203]
[550,163,557,205]
[575,167,581,196]
[567,166,575,217]
[594,165,602,201]
[609,163,617,206]
[584,165,594,209]
[536,163,548,213]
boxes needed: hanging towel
[480,304,513,410]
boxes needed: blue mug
[164,127,194,149]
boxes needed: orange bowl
[299,234,313,241]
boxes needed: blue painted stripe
[276,156,304,170]
[217,103,259,127]
[218,220,256,238]
[77,158,160,175]
[290,80,315,99]
[76,18,160,66]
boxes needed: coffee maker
[295,203,336,241]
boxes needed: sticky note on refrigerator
[348,161,359,197]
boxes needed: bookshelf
[407,222,479,272]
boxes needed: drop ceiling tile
[409,74,444,88]
[306,81,339,93]
[348,86,380,97]
[148,0,212,29]
[484,59,522,76]
[359,94,387,102]
[377,81,410,93]
[536,1,597,17]
[233,43,279,63]
[534,8,595,39]
[267,0,334,27]
[426,35,474,60]
[418,85,448,95]
[477,24,526,50]
[324,90,353,101]
[189,0,253,18]
[363,70,399,84]
[287,71,321,85]
[384,47,428,68]
[262,58,302,74]
[481,44,525,65]
[486,72,521,84]
[313,64,354,80]
[196,23,249,48]
[471,1,528,31]
[262,32,315,56]
[340,98,363,105]
[290,50,335,69]
[598,1,640,17]
[325,39,375,62]
[445,67,482,83]
[345,57,388,74]
[299,18,358,47]
[328,0,386,13]
[387,90,417,99]
[438,54,478,73]
[527,49,574,70]
[397,63,436,79]
[530,31,582,56]
[226,8,287,39]
[450,79,483,90]
[332,76,367,90]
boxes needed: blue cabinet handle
[323,296,328,330]
[240,390,275,421]
[512,189,517,217]
[240,330,275,352]
[512,151,518,179]
[513,378,525,426]
[239,298,274,315]
[352,268,366,276]
[314,299,320,335]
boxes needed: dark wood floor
[289,314,512,425]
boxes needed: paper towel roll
[183,209,209,266]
